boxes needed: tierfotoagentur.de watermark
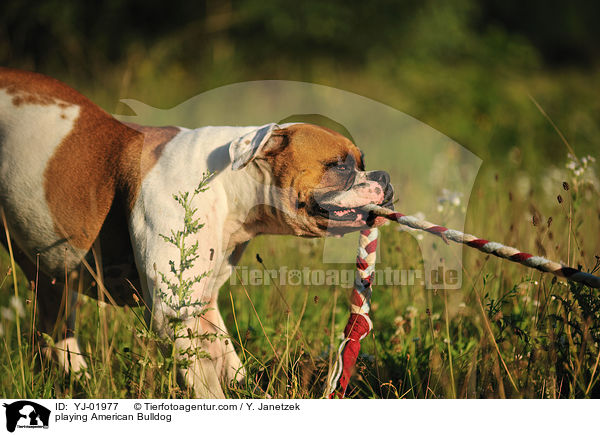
[230,265,459,288]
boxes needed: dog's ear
[229,123,288,170]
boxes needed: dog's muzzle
[311,170,394,224]
[367,170,394,208]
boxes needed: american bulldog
[0,67,393,398]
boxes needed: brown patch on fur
[123,122,180,181]
[0,67,147,251]
[0,70,62,107]
[267,123,363,202]
[11,93,56,107]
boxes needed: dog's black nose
[367,170,394,208]
[368,170,390,187]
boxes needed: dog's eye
[324,159,352,172]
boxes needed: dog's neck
[219,159,292,250]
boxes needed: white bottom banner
[0,399,596,434]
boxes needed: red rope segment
[326,228,378,398]
[364,204,600,289]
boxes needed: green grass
[1,63,600,398]
[1,149,599,398]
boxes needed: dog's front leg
[148,298,226,398]
[196,294,246,384]
[130,182,243,397]
[134,233,234,397]
[176,316,226,399]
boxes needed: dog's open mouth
[311,191,394,226]
[313,204,369,222]
[314,202,392,223]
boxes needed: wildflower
[516,174,531,198]
[393,315,405,327]
[9,296,25,318]
[566,153,596,178]
[437,189,462,208]
[406,305,418,318]
[0,306,14,321]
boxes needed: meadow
[1,0,600,399]
[1,72,599,398]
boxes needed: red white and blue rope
[326,204,600,398]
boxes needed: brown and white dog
[0,67,393,398]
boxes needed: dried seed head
[547,216,553,228]
[557,195,563,204]
[532,215,538,226]
[562,181,569,191]
[313,295,319,304]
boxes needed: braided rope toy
[365,204,600,288]
[325,228,378,398]
[326,204,600,398]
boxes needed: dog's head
[230,123,394,237]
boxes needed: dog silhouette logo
[3,401,50,432]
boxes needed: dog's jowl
[0,67,393,398]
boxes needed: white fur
[130,125,276,397]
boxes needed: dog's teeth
[333,208,357,217]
